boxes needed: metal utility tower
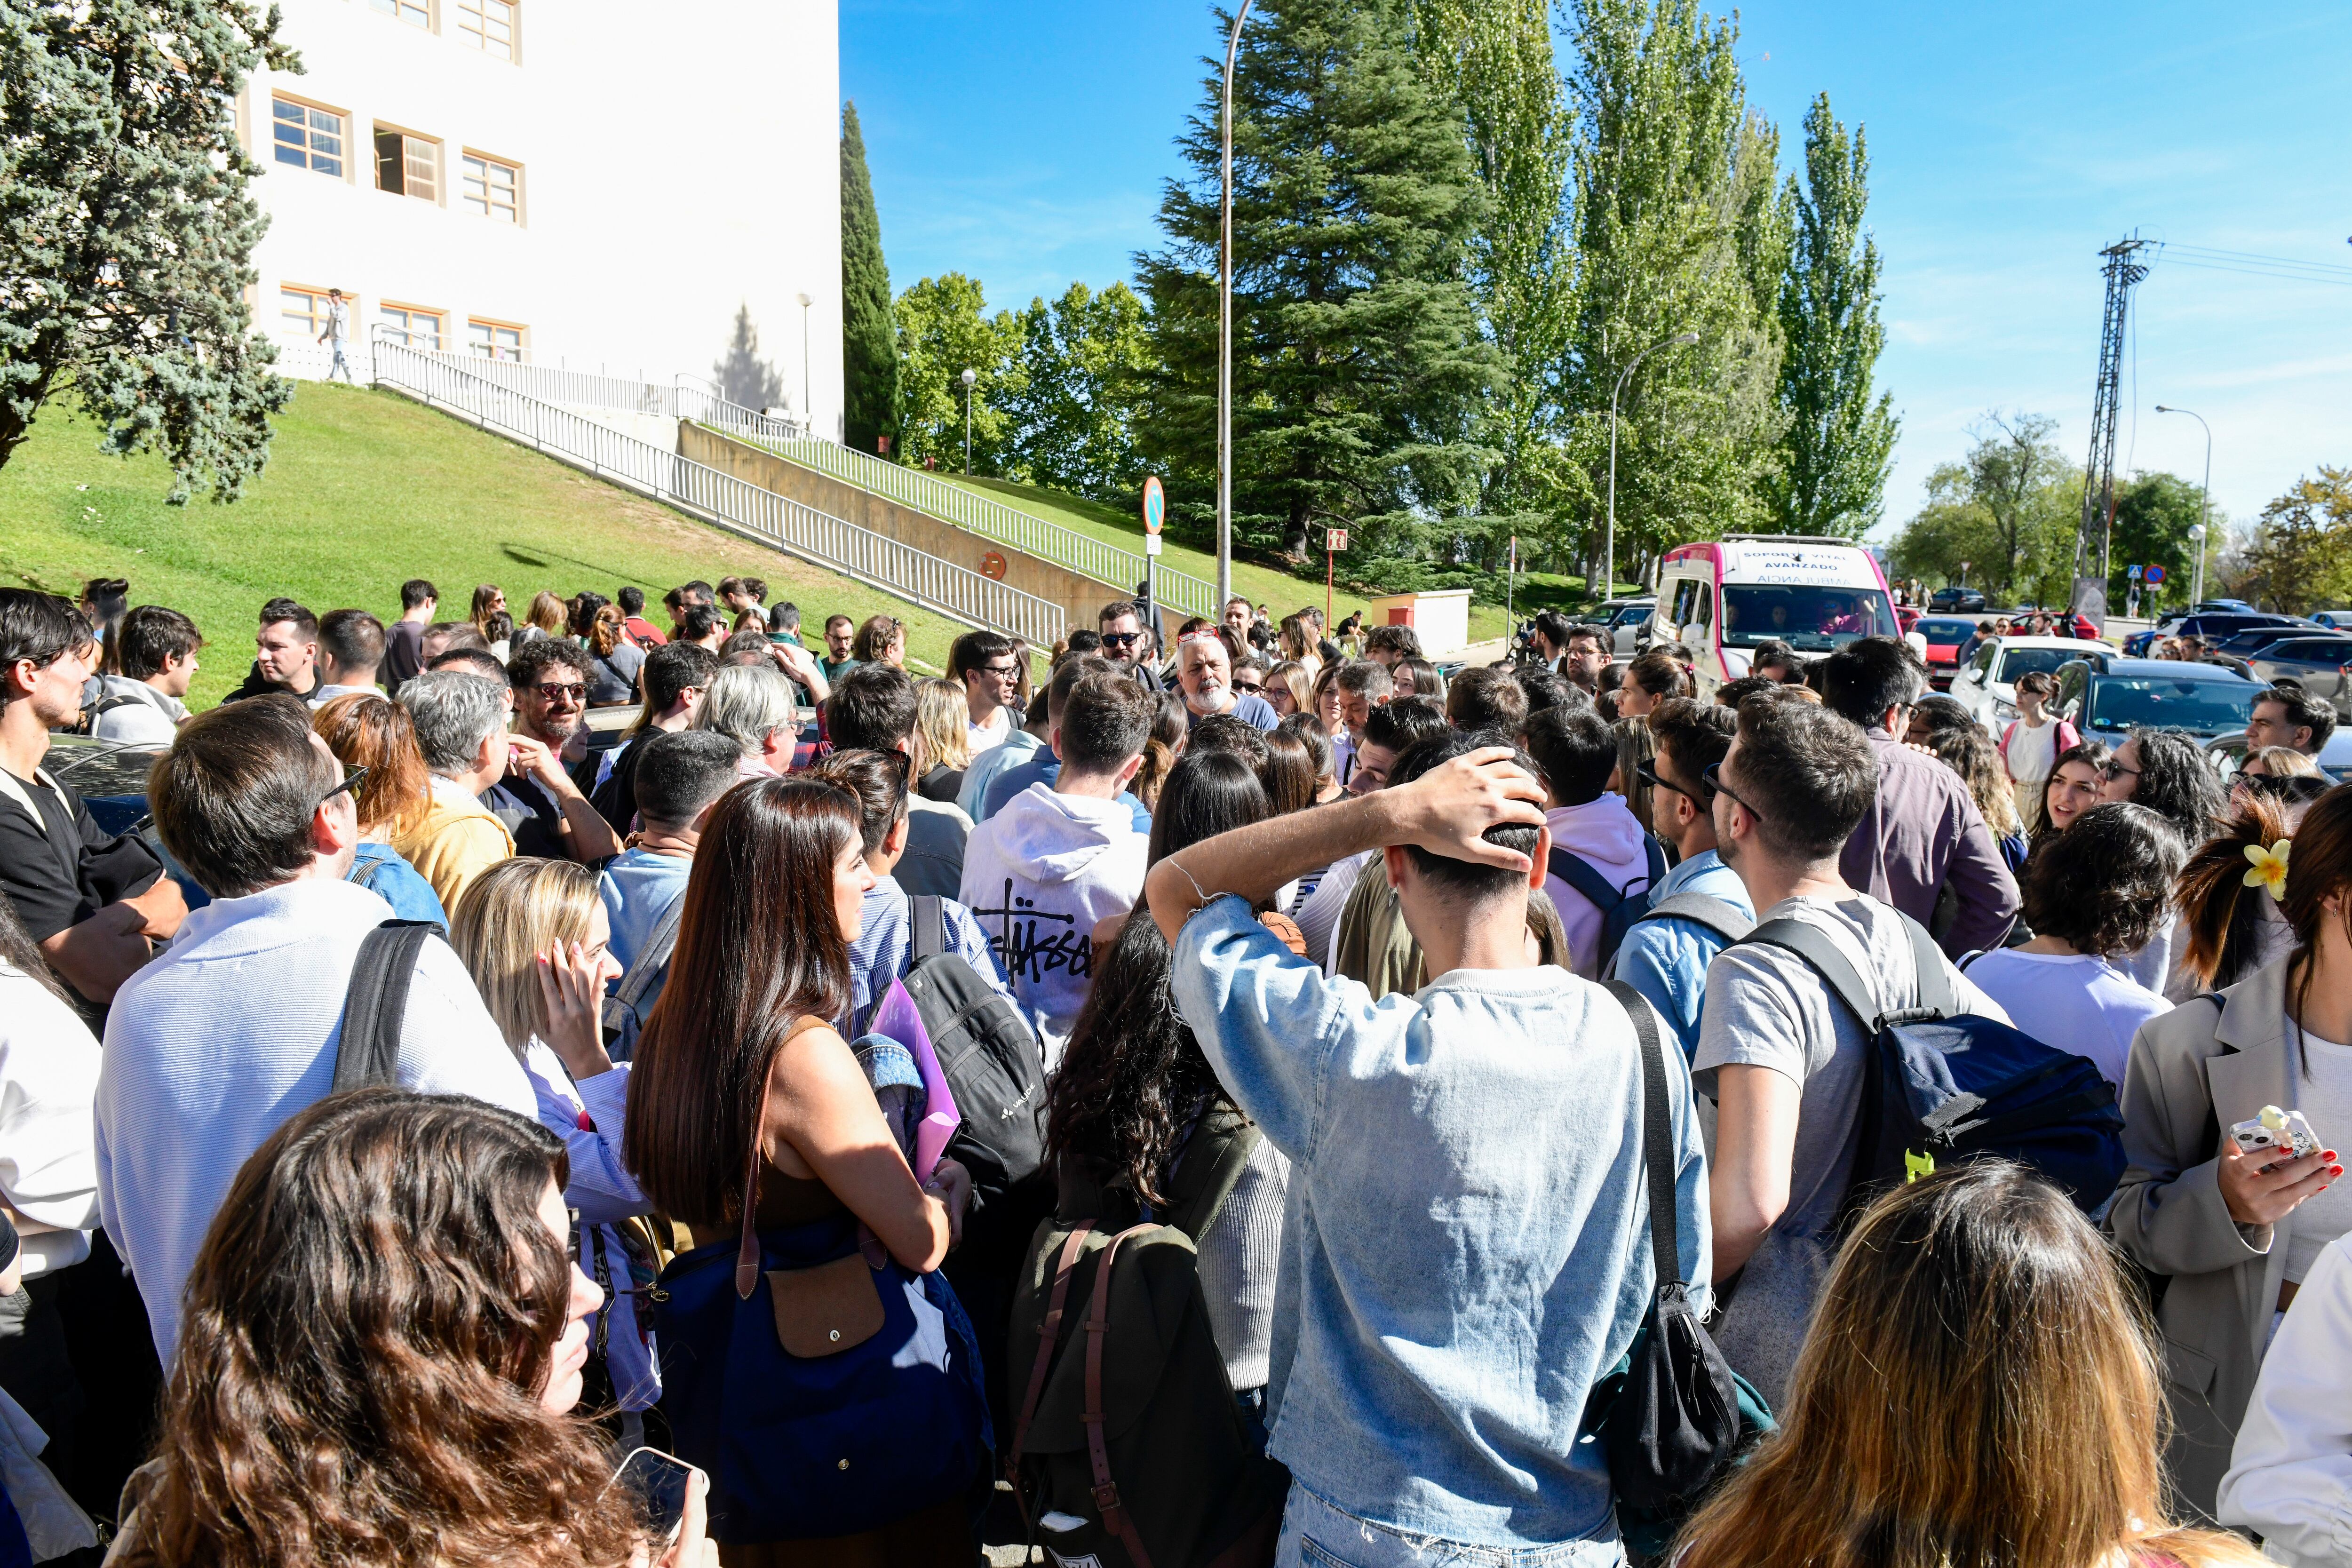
[2073,237,2150,582]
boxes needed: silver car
[2248,636,2352,719]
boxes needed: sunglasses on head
[312,763,369,813]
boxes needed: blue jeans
[1276,1483,1626,1568]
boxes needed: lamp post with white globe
[2155,405,2212,611]
[960,367,977,477]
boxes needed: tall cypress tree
[840,102,898,455]
[1767,93,1897,539]
[1135,0,1503,565]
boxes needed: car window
[2086,675,2259,736]
[2054,666,2087,722]
[1994,646,2073,684]
[1968,641,1997,676]
[2267,639,2352,663]
[1719,587,1899,650]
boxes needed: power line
[2150,242,2352,288]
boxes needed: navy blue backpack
[1741,914,2128,1219]
[1548,835,1671,974]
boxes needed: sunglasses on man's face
[528,682,588,702]
[1700,760,1764,822]
[1101,632,1142,649]
[1635,757,1708,806]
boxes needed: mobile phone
[612,1446,697,1546]
[2230,1105,2321,1170]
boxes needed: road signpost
[1327,526,1348,629]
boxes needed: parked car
[2307,610,2352,631]
[2247,636,2352,719]
[2204,730,2352,783]
[2122,611,2300,657]
[1585,597,1654,656]
[2049,655,2262,749]
[1929,586,1987,613]
[1913,616,1983,690]
[1646,534,1901,691]
[1946,636,2098,733]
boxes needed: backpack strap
[1641,833,1669,890]
[1898,912,1955,1018]
[911,894,945,962]
[612,892,687,1015]
[1546,846,1626,911]
[733,1015,835,1300]
[333,920,438,1092]
[1083,1225,1160,1568]
[1605,980,1682,1291]
[1635,891,1755,945]
[1007,1223,1095,1505]
[1741,916,1885,1033]
[1162,1108,1261,1243]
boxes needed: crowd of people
[0,566,2350,1568]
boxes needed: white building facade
[239,0,843,438]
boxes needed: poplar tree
[1136,0,1503,566]
[840,101,899,455]
[1767,93,1897,538]
[0,0,295,502]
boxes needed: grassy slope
[948,475,1534,644]
[0,384,976,708]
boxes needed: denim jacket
[1170,896,1710,1549]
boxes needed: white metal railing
[369,339,1065,647]
[740,433,1216,618]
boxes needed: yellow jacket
[392,783,514,914]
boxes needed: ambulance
[1641,534,1903,690]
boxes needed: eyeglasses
[527,682,588,701]
[2100,759,2140,781]
[977,662,1019,679]
[312,763,369,813]
[1700,761,1763,821]
[1100,632,1142,649]
[1232,678,1263,694]
[1636,757,1708,806]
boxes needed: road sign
[2127,563,2144,580]
[1328,528,1349,552]
[1141,476,1165,536]
[2145,564,2167,585]
[1144,533,1162,556]
[979,551,1007,581]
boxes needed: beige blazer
[2107,953,2304,1520]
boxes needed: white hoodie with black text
[957,781,1148,1064]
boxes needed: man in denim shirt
[1148,731,1709,1568]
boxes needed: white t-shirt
[1960,948,2170,1088]
[2285,1023,2352,1284]
[2004,716,2062,785]
[966,704,1011,756]
[0,964,102,1278]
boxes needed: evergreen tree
[1767,93,1897,538]
[892,273,1022,475]
[710,302,783,412]
[840,101,898,455]
[2246,468,2352,615]
[1136,0,1504,567]
[1001,281,1154,500]
[1561,0,1786,592]
[1,0,296,502]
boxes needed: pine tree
[1,0,297,502]
[840,101,898,455]
[1562,0,1786,591]
[1767,93,1898,538]
[1135,0,1504,566]
[711,302,783,412]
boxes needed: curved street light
[1605,331,1699,603]
[2154,405,2212,608]
[1217,0,1255,609]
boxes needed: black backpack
[1005,1108,1288,1568]
[1739,912,2128,1220]
[1547,835,1669,971]
[900,896,1049,1222]
[332,919,440,1089]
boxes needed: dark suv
[1929,586,1987,613]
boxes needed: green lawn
[949,474,1537,645]
[0,384,978,708]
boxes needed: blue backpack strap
[1547,846,1625,911]
[1641,833,1669,891]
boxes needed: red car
[1914,616,1982,689]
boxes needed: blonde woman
[515,591,565,647]
[447,857,659,1413]
[1278,615,1322,679]
[912,677,974,804]
[1676,1162,2266,1568]
[854,614,906,668]
[1263,659,1313,720]
[314,692,446,926]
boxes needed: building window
[271,97,345,177]
[369,0,430,28]
[469,318,525,361]
[456,0,515,59]
[380,304,445,350]
[460,153,520,223]
[373,129,438,201]
[280,286,346,338]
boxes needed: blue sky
[843,0,2350,541]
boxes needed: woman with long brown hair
[469,583,507,642]
[582,603,646,706]
[2111,782,2352,1517]
[313,692,447,925]
[105,1090,714,1568]
[1676,1162,2265,1568]
[622,777,985,1562]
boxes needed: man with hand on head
[1146,730,1707,1568]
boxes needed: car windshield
[1916,618,1978,643]
[1994,646,2075,684]
[1720,586,1899,650]
[2086,675,2259,737]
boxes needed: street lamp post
[795,292,813,436]
[1605,331,1698,604]
[2155,405,2211,610]
[1217,0,1255,611]
[960,367,977,477]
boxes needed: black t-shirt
[575,741,641,837]
[483,777,568,860]
[384,621,426,691]
[0,765,164,945]
[219,662,322,704]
